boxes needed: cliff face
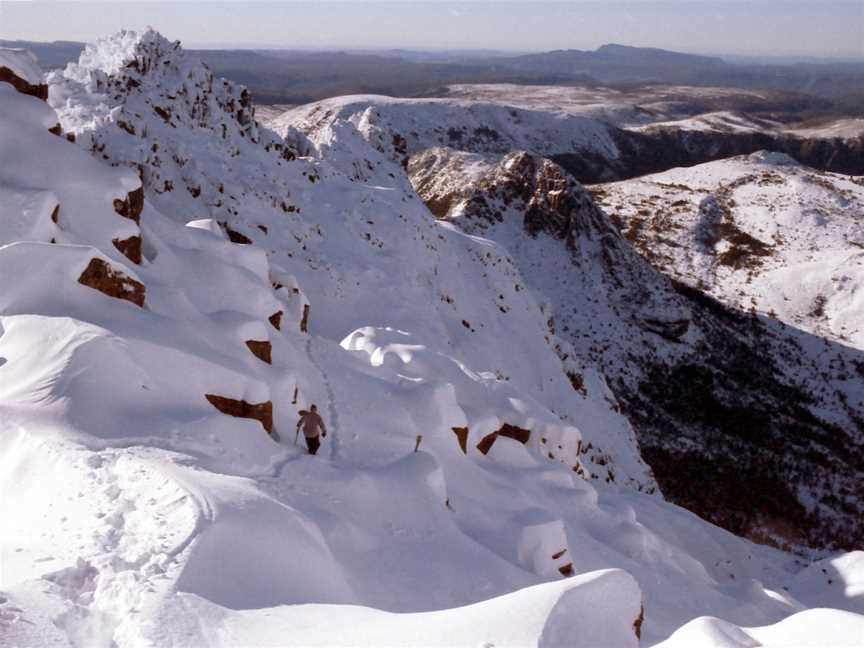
[406,144,864,551]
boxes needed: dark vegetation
[622,283,864,551]
[553,129,864,184]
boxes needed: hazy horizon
[1,1,862,59]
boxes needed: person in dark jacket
[296,404,327,455]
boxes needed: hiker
[296,404,327,455]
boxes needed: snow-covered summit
[50,28,262,142]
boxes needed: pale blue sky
[1,1,861,58]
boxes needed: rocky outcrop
[299,304,310,333]
[476,423,532,455]
[633,605,644,640]
[204,394,273,433]
[77,257,145,307]
[245,339,272,364]
[112,186,144,225]
[268,310,283,331]
[410,150,618,249]
[451,426,468,454]
[112,235,142,265]
[223,222,252,245]
[408,144,863,551]
[0,66,48,101]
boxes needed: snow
[788,118,864,140]
[657,608,864,648]
[0,48,44,85]
[271,93,621,168]
[595,151,864,350]
[154,569,642,648]
[1,29,862,648]
[634,111,783,135]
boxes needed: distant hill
[2,38,860,105]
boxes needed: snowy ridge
[0,29,862,647]
[595,151,864,349]
[286,93,863,551]
[273,93,620,173]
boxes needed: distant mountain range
[2,38,862,105]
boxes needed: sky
[0,1,862,58]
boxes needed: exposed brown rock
[112,235,142,265]
[451,426,468,454]
[50,205,59,224]
[476,432,497,455]
[567,371,587,395]
[497,423,531,444]
[476,423,531,455]
[558,563,574,577]
[0,66,48,101]
[116,119,135,135]
[222,222,252,244]
[268,310,283,330]
[77,257,145,307]
[300,303,310,333]
[48,124,62,136]
[113,186,144,225]
[633,605,644,640]
[205,394,273,433]
[551,549,567,560]
[153,104,172,123]
[640,317,690,341]
[245,339,272,364]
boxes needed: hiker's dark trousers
[306,435,320,455]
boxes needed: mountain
[274,94,864,551]
[594,152,864,349]
[1,28,862,647]
[3,37,863,104]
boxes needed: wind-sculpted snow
[1,29,862,647]
[285,91,864,552]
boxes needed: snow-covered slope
[594,151,864,350]
[278,92,864,553]
[1,32,863,647]
[275,93,620,160]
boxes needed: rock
[245,340,272,364]
[300,303,310,333]
[497,423,531,444]
[268,310,283,331]
[477,423,531,455]
[0,65,48,101]
[112,235,142,264]
[633,604,644,640]
[451,426,468,454]
[112,186,144,225]
[640,316,690,341]
[77,257,145,307]
[221,222,252,244]
[204,394,273,433]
